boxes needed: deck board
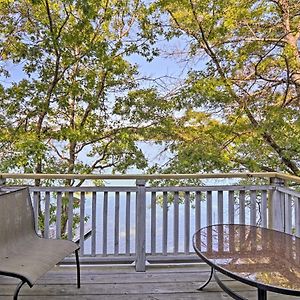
[0,264,297,299]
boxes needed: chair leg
[14,280,26,300]
[75,249,80,288]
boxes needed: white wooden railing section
[1,172,300,271]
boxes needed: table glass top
[193,224,300,291]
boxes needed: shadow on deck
[0,264,296,299]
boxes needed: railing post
[270,176,285,232]
[135,180,146,272]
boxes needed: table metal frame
[194,225,300,300]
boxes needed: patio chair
[0,187,80,299]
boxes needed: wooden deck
[0,263,296,299]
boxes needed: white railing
[274,185,300,235]
[1,172,300,271]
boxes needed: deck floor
[0,263,297,299]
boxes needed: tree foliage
[153,0,300,175]
[1,0,300,180]
[0,0,171,237]
[0,0,165,182]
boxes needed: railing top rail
[276,186,300,198]
[1,172,300,184]
[13,184,274,193]
[0,171,278,180]
[28,186,138,192]
[275,173,300,184]
[146,185,274,192]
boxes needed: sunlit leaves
[153,0,300,175]
[0,0,161,176]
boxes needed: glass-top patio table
[193,224,300,300]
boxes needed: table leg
[197,267,213,290]
[257,288,267,300]
[214,271,247,300]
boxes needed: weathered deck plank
[0,264,297,299]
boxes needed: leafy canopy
[0,0,169,180]
[152,0,300,175]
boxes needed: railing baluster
[33,191,39,234]
[195,191,201,231]
[151,192,156,255]
[173,191,179,254]
[56,192,62,239]
[126,191,131,255]
[285,194,292,234]
[207,191,212,226]
[218,191,223,224]
[261,191,267,228]
[44,191,50,239]
[239,190,245,225]
[102,191,108,256]
[271,179,285,231]
[250,190,256,225]
[79,192,85,255]
[162,191,168,255]
[184,191,190,254]
[67,192,74,241]
[295,197,300,237]
[114,192,120,255]
[228,191,234,224]
[91,191,97,256]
